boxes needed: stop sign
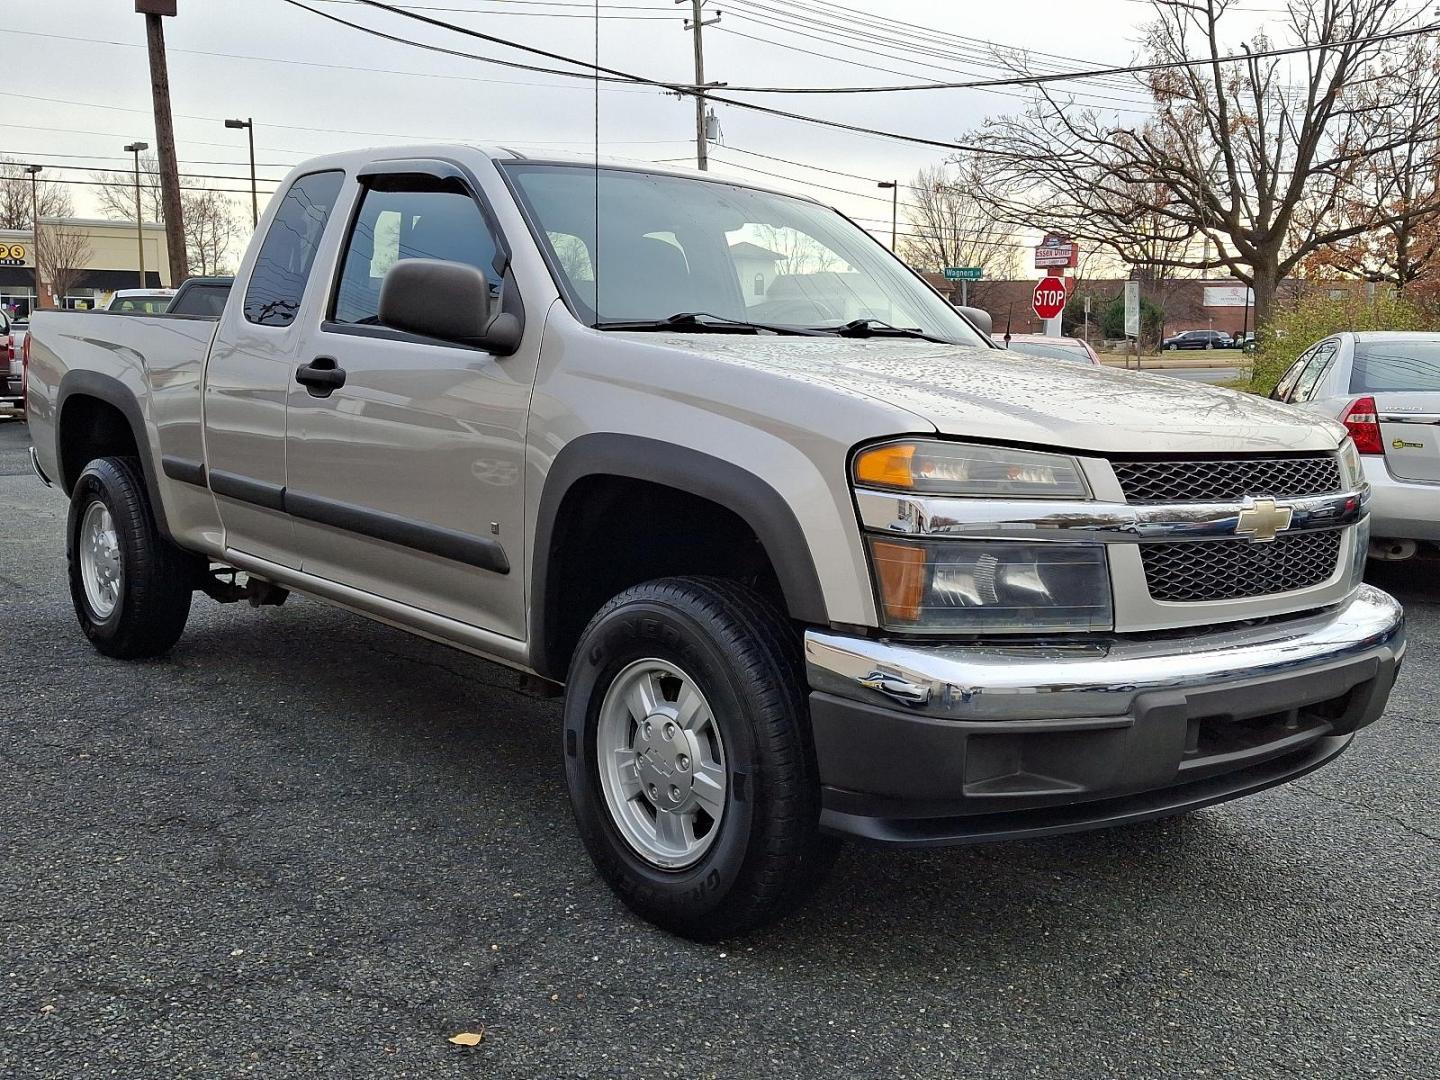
[1032,277,1068,320]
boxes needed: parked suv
[25,146,1404,937]
[1162,329,1233,350]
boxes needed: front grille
[1141,530,1343,602]
[1113,456,1341,503]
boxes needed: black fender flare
[55,369,173,540]
[530,433,829,679]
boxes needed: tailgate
[1376,391,1440,482]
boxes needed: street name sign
[943,267,983,281]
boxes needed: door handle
[296,356,346,397]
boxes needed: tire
[67,456,198,659]
[1166,343,1176,351]
[563,576,838,939]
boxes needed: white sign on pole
[1123,280,1140,337]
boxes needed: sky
[8,0,1288,263]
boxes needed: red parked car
[0,307,22,416]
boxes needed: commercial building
[0,217,169,317]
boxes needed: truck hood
[641,335,1344,454]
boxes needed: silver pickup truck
[26,146,1404,938]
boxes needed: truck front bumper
[803,585,1404,846]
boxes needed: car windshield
[503,163,990,346]
[1350,340,1440,393]
[1006,340,1090,363]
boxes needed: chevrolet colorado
[25,146,1404,938]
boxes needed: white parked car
[103,289,176,314]
[1270,331,1440,559]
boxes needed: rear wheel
[564,576,837,939]
[67,456,198,658]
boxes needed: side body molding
[55,368,173,539]
[530,433,829,678]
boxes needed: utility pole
[877,181,897,250]
[138,0,189,286]
[23,165,41,311]
[124,141,150,288]
[225,118,258,228]
[678,0,720,170]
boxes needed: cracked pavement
[1,418,1436,1079]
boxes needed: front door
[283,168,535,640]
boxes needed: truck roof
[271,143,826,208]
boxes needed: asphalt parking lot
[1,417,1436,1079]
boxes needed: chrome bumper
[805,584,1405,722]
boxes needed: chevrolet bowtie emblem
[1235,498,1293,543]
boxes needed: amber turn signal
[869,538,927,623]
[854,443,916,489]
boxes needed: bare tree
[93,154,244,276]
[93,153,164,223]
[0,157,73,230]
[1299,35,1440,292]
[36,225,94,308]
[899,164,1024,279]
[968,0,1440,329]
[183,190,243,276]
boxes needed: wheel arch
[530,434,828,680]
[55,369,172,540]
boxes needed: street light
[224,118,258,228]
[22,165,41,312]
[124,142,150,288]
[877,180,898,251]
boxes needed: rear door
[203,169,346,566]
[1351,337,1440,482]
[282,162,536,639]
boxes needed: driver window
[332,178,499,325]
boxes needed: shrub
[1248,291,1440,394]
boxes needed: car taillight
[1342,396,1383,455]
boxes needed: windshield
[503,163,990,346]
[1351,340,1440,393]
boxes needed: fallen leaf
[448,1030,484,1047]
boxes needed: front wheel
[563,577,837,939]
[67,456,198,658]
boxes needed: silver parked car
[1271,331,1440,558]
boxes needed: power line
[331,0,1440,95]
[719,1,1155,107]
[280,0,991,151]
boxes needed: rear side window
[331,179,499,325]
[1291,341,1338,402]
[1351,340,1440,392]
[244,170,344,327]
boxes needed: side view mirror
[957,305,992,336]
[378,258,522,355]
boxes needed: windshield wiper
[593,312,824,336]
[822,318,946,343]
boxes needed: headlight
[868,537,1113,633]
[1337,437,1363,489]
[853,440,1089,498]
